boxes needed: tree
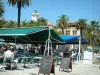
[0,19,16,28]
[84,21,100,45]
[0,0,4,17]
[37,17,48,26]
[56,15,69,35]
[76,19,87,37]
[84,25,93,45]
[27,20,36,27]
[0,18,6,28]
[90,21,99,45]
[20,20,28,27]
[8,0,31,27]
[53,27,62,35]
[5,20,16,28]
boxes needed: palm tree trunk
[80,28,82,38]
[17,0,21,27]
[62,28,64,35]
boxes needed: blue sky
[3,0,100,24]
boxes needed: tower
[31,10,40,21]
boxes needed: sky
[3,0,100,25]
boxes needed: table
[18,56,32,68]
[54,56,61,65]
[33,56,42,66]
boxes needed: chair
[3,57,18,70]
[3,57,13,70]
[0,56,6,72]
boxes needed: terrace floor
[0,61,100,75]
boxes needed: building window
[66,31,70,35]
[73,30,77,35]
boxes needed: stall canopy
[60,35,89,44]
[0,27,64,44]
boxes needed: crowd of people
[0,44,45,57]
[0,44,46,69]
[0,44,83,70]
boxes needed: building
[55,22,81,50]
[56,22,80,36]
[31,10,40,21]
[65,22,80,35]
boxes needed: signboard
[59,56,72,72]
[83,46,93,64]
[87,46,92,50]
[38,56,55,75]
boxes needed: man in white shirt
[4,46,18,69]
[4,47,14,62]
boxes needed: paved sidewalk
[0,61,100,75]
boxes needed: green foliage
[27,20,37,27]
[5,20,17,28]
[8,0,31,27]
[8,0,31,7]
[53,27,62,35]
[77,19,87,37]
[83,21,100,46]
[37,17,48,26]
[0,17,48,28]
[20,20,28,27]
[0,19,16,28]
[20,17,48,27]
[77,19,87,29]
[0,18,6,28]
[56,14,69,35]
[0,0,4,17]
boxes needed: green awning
[0,27,65,44]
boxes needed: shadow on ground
[29,73,37,75]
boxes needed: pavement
[0,61,100,75]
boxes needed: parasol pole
[78,35,81,61]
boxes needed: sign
[83,46,93,64]
[38,56,55,75]
[87,46,92,50]
[59,56,72,72]
[83,51,93,64]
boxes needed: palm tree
[8,0,31,27]
[84,21,100,45]
[56,14,69,35]
[27,20,36,27]
[76,19,87,37]
[84,25,93,45]
[90,21,99,45]
[37,17,48,26]
[21,20,28,27]
[0,0,4,17]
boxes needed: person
[4,46,14,62]
[60,51,63,57]
[41,45,45,55]
[4,46,18,69]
